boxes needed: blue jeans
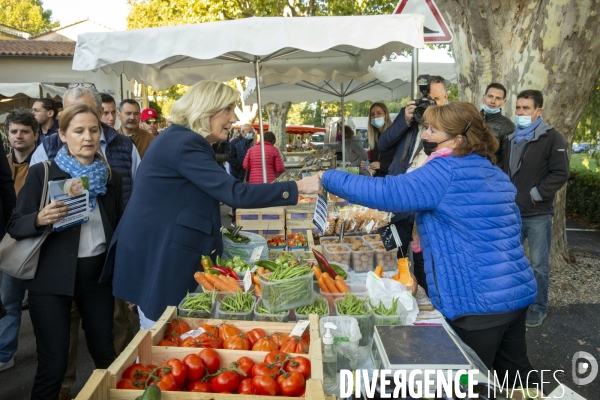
[0,272,26,362]
[521,214,552,314]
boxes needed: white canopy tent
[0,83,66,117]
[73,15,425,181]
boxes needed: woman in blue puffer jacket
[315,102,539,389]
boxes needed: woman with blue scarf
[7,104,124,400]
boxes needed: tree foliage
[574,72,600,151]
[0,0,58,34]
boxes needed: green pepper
[330,264,348,280]
[255,260,278,272]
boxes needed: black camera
[413,74,436,124]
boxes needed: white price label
[250,264,258,273]
[365,220,375,234]
[243,271,253,292]
[312,194,329,234]
[249,246,264,263]
[290,319,310,337]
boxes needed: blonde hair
[58,103,112,178]
[367,102,393,150]
[169,81,240,138]
[64,178,83,197]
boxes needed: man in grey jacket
[481,83,515,166]
[502,89,569,328]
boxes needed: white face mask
[482,103,501,115]
[245,133,254,139]
[514,109,541,129]
[370,117,385,129]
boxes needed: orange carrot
[218,274,241,292]
[322,273,340,293]
[251,272,261,286]
[194,272,214,291]
[204,273,233,292]
[334,276,350,293]
[317,276,330,293]
[257,267,266,276]
[375,265,383,278]
[313,265,322,280]
[254,283,262,296]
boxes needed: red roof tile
[0,40,75,57]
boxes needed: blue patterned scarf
[54,147,108,211]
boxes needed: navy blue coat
[104,125,299,320]
[322,154,537,320]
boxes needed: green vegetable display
[259,265,314,312]
[369,298,402,326]
[272,253,314,269]
[180,292,213,313]
[335,294,372,346]
[219,291,255,312]
[295,297,329,316]
[217,255,253,273]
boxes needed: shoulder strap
[38,161,50,211]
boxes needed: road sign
[394,0,453,43]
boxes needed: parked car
[310,133,324,149]
[572,143,591,153]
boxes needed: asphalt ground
[1,211,598,399]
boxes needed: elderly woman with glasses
[307,102,540,392]
[104,81,321,328]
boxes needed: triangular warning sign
[394,0,453,43]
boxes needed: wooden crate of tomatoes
[76,310,327,399]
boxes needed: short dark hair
[119,99,140,111]
[263,131,276,145]
[485,83,507,99]
[101,93,116,105]
[517,90,544,109]
[4,108,39,134]
[34,98,58,117]
[428,75,447,90]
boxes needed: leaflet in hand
[48,177,90,232]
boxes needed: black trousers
[28,253,115,400]
[448,308,540,389]
[412,251,427,295]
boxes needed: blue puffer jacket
[322,153,537,320]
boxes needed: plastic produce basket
[370,242,397,271]
[334,299,372,346]
[294,296,330,320]
[350,244,374,272]
[319,236,341,245]
[259,272,314,313]
[323,244,352,266]
[177,292,216,318]
[216,295,256,321]
[361,234,383,244]
[254,298,290,322]
[342,236,365,246]
[370,299,408,326]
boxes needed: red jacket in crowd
[243,141,285,183]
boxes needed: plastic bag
[320,316,362,370]
[366,272,419,325]
[222,230,268,263]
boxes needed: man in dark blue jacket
[376,76,448,280]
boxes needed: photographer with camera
[376,75,448,289]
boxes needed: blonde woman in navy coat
[104,81,321,328]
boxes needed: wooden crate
[242,228,285,239]
[287,219,319,235]
[77,308,326,400]
[236,207,286,222]
[286,204,315,220]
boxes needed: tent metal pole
[340,83,345,172]
[254,59,267,183]
[411,48,419,99]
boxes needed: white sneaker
[0,357,14,372]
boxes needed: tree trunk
[265,102,292,152]
[437,0,600,267]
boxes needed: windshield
[311,134,324,143]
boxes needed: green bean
[220,291,254,312]
[369,298,399,316]
[180,292,213,312]
[336,294,370,316]
[296,297,328,316]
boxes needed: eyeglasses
[143,119,158,125]
[68,82,97,90]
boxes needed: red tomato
[161,358,187,389]
[223,333,250,350]
[233,356,255,379]
[199,348,221,374]
[279,336,309,354]
[252,362,281,378]
[252,375,280,396]
[284,356,311,379]
[183,354,205,382]
[267,332,289,348]
[116,378,138,390]
[277,371,305,397]
[211,370,240,393]
[253,337,279,352]
[218,323,242,342]
[246,328,267,347]
[238,378,254,394]
[121,363,151,382]
[200,323,219,337]
[165,318,191,345]
[186,380,212,393]
[153,373,179,391]
[156,340,177,347]
[265,350,289,367]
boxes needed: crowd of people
[0,76,569,398]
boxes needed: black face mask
[421,138,452,156]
